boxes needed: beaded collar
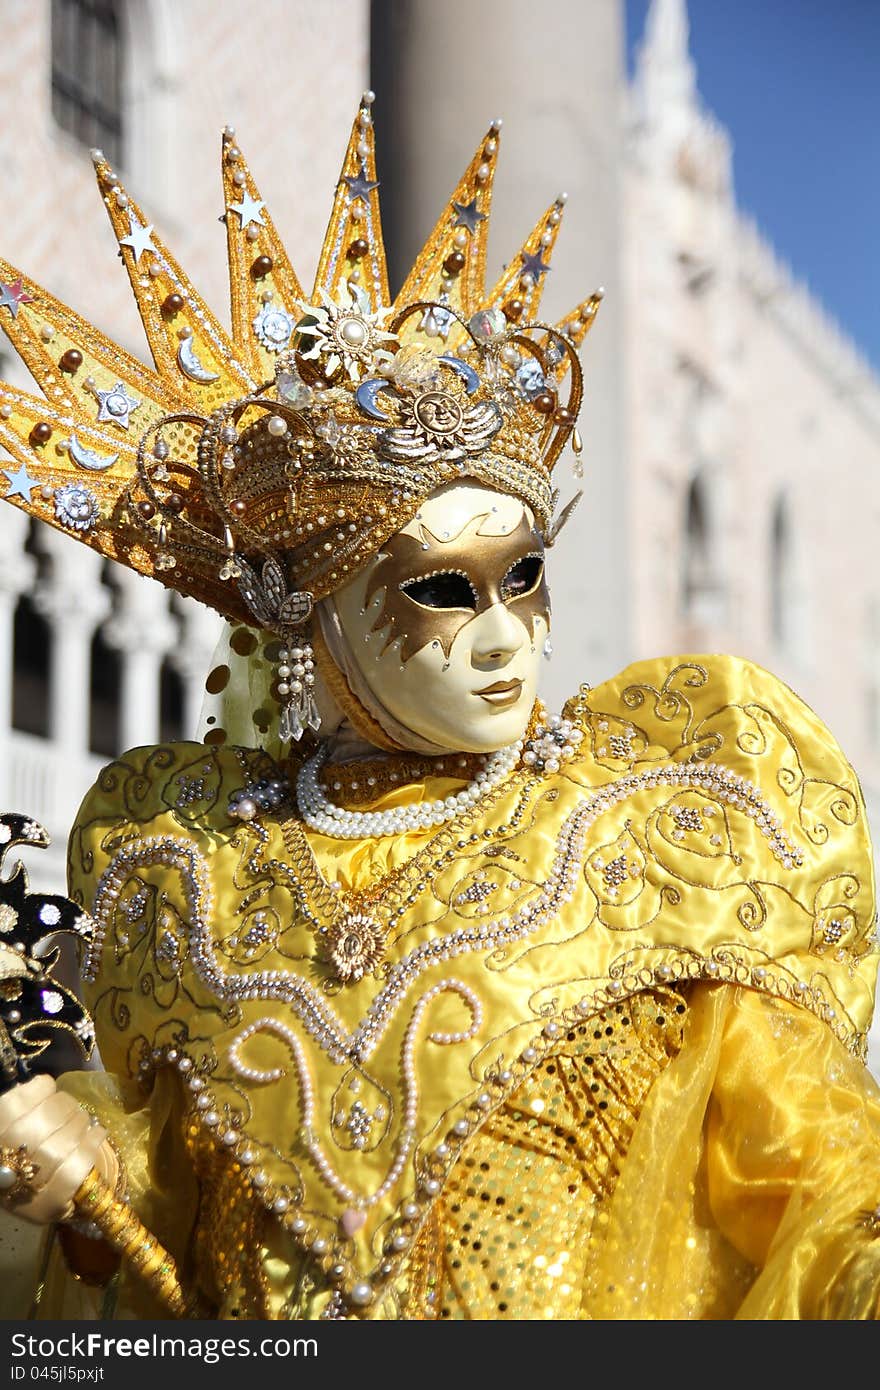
[317,750,486,806]
[310,699,548,808]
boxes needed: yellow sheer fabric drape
[584,984,880,1319]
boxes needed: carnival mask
[331,483,549,753]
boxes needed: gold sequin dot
[230,626,258,656]
[205,664,231,694]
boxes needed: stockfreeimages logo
[10,1333,318,1366]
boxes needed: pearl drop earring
[276,640,320,741]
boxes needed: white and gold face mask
[329,483,549,753]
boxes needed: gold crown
[0,94,601,630]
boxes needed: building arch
[88,563,122,757]
[11,523,50,739]
[681,468,724,630]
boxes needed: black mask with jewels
[363,512,550,662]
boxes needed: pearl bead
[340,317,368,347]
[267,414,287,436]
[0,1166,17,1190]
[349,1281,373,1307]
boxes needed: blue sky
[626,0,880,373]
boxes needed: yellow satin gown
[5,654,880,1320]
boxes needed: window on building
[682,475,708,609]
[681,471,726,631]
[51,0,124,168]
[682,475,719,617]
[769,495,790,648]
[769,491,812,663]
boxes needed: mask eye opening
[399,569,479,611]
[501,551,545,602]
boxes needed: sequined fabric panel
[404,991,688,1319]
[185,1123,272,1319]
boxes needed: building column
[172,597,224,741]
[371,0,629,698]
[34,534,110,755]
[102,567,177,751]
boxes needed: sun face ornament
[378,380,503,467]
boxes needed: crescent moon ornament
[355,378,392,421]
[438,354,480,395]
[176,337,220,383]
[67,433,119,472]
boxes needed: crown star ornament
[0,93,601,655]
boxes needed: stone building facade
[619,2,880,1067]
[623,0,880,829]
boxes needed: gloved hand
[0,1075,119,1224]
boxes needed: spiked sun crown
[0,93,601,633]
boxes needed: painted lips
[474,679,524,709]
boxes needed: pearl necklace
[296,739,523,839]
